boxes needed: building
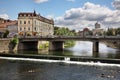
[7,21,18,37]
[18,10,54,36]
[0,18,12,24]
[0,20,18,37]
[93,22,104,36]
[78,28,90,36]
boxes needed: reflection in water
[9,41,120,59]
[65,41,120,59]
[66,41,92,56]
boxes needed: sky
[0,0,120,31]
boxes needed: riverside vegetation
[54,26,76,48]
[39,27,76,49]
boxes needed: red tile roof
[0,21,17,28]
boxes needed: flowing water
[0,41,120,80]
[16,41,120,59]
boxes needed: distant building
[0,18,12,24]
[0,20,17,32]
[78,28,90,36]
[7,21,18,37]
[93,22,104,36]
[95,22,100,29]
[0,20,18,37]
[18,10,54,36]
[83,28,90,36]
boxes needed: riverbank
[103,41,120,49]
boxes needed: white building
[18,11,54,36]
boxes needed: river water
[17,41,120,59]
[65,41,120,59]
[0,41,120,80]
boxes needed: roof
[18,11,54,24]
[83,28,89,31]
[0,21,17,28]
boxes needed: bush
[3,30,9,38]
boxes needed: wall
[0,39,18,53]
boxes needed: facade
[93,22,104,36]
[0,18,12,24]
[78,28,90,36]
[18,11,54,36]
[0,20,17,37]
[0,20,17,33]
[7,21,18,37]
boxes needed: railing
[19,35,120,39]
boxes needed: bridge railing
[18,35,120,39]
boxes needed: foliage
[106,28,120,36]
[116,28,120,35]
[39,42,49,49]
[54,26,76,36]
[64,41,75,48]
[54,26,76,47]
[3,30,9,38]
[106,28,113,36]
[11,37,19,45]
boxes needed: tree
[3,30,9,38]
[106,28,113,36]
[116,28,120,35]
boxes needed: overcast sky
[0,0,120,30]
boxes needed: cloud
[0,14,9,19]
[55,2,120,30]
[113,0,120,10]
[46,14,54,19]
[34,0,48,3]
[66,0,75,2]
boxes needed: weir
[0,54,120,64]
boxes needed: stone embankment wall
[0,38,18,53]
[103,41,120,49]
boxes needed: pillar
[93,41,99,52]
[49,41,64,51]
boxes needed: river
[0,41,120,80]
[65,41,120,59]
[16,41,120,59]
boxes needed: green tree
[54,26,76,47]
[116,28,120,35]
[106,28,113,36]
[3,30,9,38]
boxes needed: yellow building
[18,11,54,36]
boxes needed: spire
[34,10,36,14]
[33,10,36,16]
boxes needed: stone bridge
[18,36,120,52]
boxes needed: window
[34,27,36,31]
[24,27,26,30]
[28,27,30,31]
[24,21,26,24]
[20,21,22,24]
[28,21,30,24]
[34,20,36,25]
[20,27,22,31]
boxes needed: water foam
[0,57,120,67]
